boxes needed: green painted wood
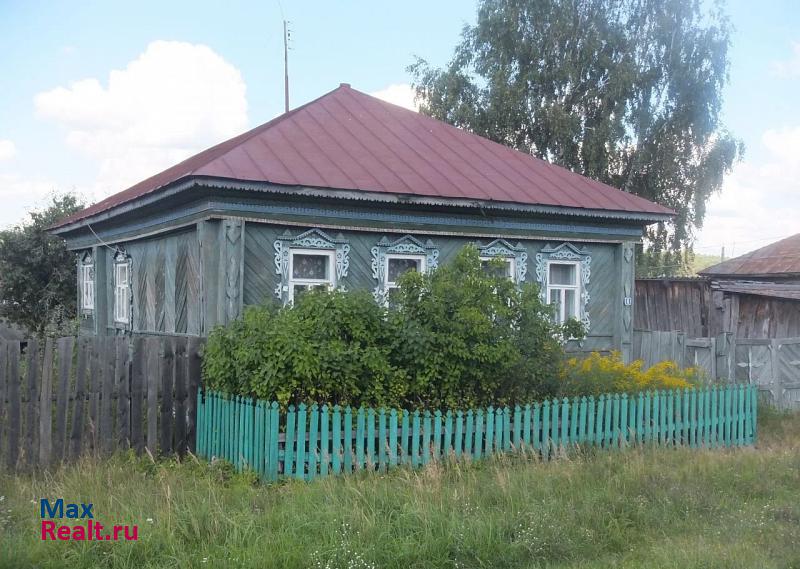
[344,407,353,473]
[751,385,758,444]
[594,396,604,448]
[737,385,745,447]
[586,397,595,447]
[652,391,661,446]
[285,406,295,477]
[332,406,342,475]
[710,387,719,448]
[411,411,421,468]
[743,386,752,445]
[541,400,550,459]
[502,407,511,452]
[634,393,643,446]
[569,399,578,445]
[355,407,365,471]
[474,409,484,460]
[308,404,319,479]
[560,399,570,448]
[366,407,376,468]
[320,405,330,476]
[604,394,614,448]
[434,410,443,459]
[682,388,690,446]
[269,402,279,480]
[523,405,532,448]
[378,408,387,470]
[401,410,410,465]
[532,403,541,453]
[690,388,698,448]
[611,394,620,448]
[463,410,472,459]
[443,411,453,459]
[388,409,398,467]
[725,386,733,447]
[666,390,674,446]
[578,398,587,444]
[550,398,559,452]
[620,394,629,447]
[495,407,504,453]
[422,411,432,465]
[485,407,495,456]
[455,411,464,458]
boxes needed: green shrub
[203,246,582,408]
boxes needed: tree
[0,194,85,336]
[409,0,744,251]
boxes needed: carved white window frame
[113,250,131,326]
[384,253,426,295]
[546,260,581,324]
[477,239,528,283]
[371,235,439,305]
[535,243,591,331]
[287,248,336,303]
[80,252,95,312]
[274,228,350,303]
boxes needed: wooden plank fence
[633,330,800,409]
[0,335,204,470]
[196,384,758,482]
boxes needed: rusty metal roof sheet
[700,233,800,277]
[53,84,674,229]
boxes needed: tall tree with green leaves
[0,194,85,336]
[409,0,743,251]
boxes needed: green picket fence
[195,384,758,482]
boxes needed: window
[480,256,515,281]
[288,249,335,302]
[81,260,94,311]
[384,254,425,301]
[547,261,580,324]
[114,261,130,324]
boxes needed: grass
[1,409,798,569]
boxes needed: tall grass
[1,410,798,569]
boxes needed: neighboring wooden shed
[636,233,800,338]
[49,84,672,359]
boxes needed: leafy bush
[203,246,582,408]
[203,290,406,407]
[558,351,701,397]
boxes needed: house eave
[50,176,673,236]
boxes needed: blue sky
[1,0,798,256]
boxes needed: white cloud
[695,126,800,257]
[0,139,16,161]
[35,40,248,196]
[0,173,60,229]
[370,83,418,111]
[770,42,800,78]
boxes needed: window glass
[481,258,513,279]
[564,289,576,320]
[292,254,329,280]
[387,257,421,283]
[549,263,576,286]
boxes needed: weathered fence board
[634,330,800,409]
[0,335,204,470]
[197,385,758,482]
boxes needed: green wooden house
[50,84,672,360]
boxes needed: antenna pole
[283,19,289,113]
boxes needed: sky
[0,0,798,258]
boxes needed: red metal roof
[700,233,800,277]
[55,84,673,228]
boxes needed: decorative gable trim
[477,239,528,283]
[273,228,350,301]
[535,242,592,331]
[371,235,439,304]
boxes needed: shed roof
[700,233,800,277]
[53,83,673,229]
[711,281,800,301]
